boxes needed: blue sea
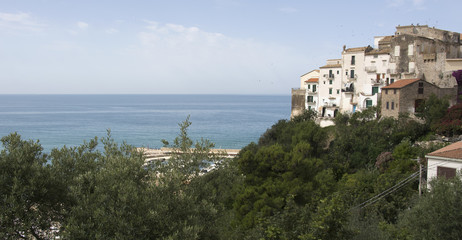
[0,95,290,152]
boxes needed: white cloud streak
[0,12,45,32]
[123,21,302,94]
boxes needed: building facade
[291,25,462,120]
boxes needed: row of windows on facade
[308,86,380,97]
[386,101,396,110]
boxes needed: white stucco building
[300,70,320,90]
[304,77,319,112]
[426,141,462,189]
[318,59,342,118]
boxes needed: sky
[0,0,461,95]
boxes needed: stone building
[380,78,457,118]
[386,25,461,88]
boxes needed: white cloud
[77,21,88,30]
[125,21,304,94]
[0,12,45,32]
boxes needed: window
[418,82,424,94]
[337,89,340,94]
[329,88,333,94]
[372,87,379,95]
[350,70,355,79]
[307,96,314,102]
[329,80,333,85]
[390,78,395,84]
[391,102,395,110]
[337,70,339,74]
[385,89,388,94]
[386,102,389,109]
[394,46,400,56]
[366,99,373,108]
[408,44,414,56]
[351,55,355,65]
[329,70,333,78]
[313,85,316,92]
[308,106,311,110]
[437,166,456,179]
[376,74,380,80]
[415,99,424,113]
[394,89,397,94]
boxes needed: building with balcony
[319,59,342,119]
[304,77,319,111]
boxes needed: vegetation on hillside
[1,96,462,239]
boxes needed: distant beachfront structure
[292,25,462,126]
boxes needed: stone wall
[291,88,305,118]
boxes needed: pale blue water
[0,95,290,152]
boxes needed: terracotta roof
[427,141,462,160]
[381,79,420,89]
[378,36,393,43]
[305,78,319,83]
[345,46,368,53]
[365,48,391,55]
[320,64,342,69]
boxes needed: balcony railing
[365,66,377,73]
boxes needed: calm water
[0,95,290,152]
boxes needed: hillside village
[292,24,462,127]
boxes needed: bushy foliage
[434,103,462,136]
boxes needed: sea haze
[0,95,290,152]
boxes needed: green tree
[0,133,61,240]
[397,175,462,239]
[416,94,450,130]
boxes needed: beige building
[380,78,456,118]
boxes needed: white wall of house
[341,50,368,113]
[427,156,462,189]
[318,59,342,118]
[362,53,390,109]
[300,70,320,89]
[304,81,319,111]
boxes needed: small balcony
[371,78,384,85]
[365,66,377,73]
[387,69,397,74]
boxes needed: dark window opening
[415,99,424,113]
[366,99,373,108]
[418,82,424,94]
[351,55,356,65]
[437,166,456,179]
